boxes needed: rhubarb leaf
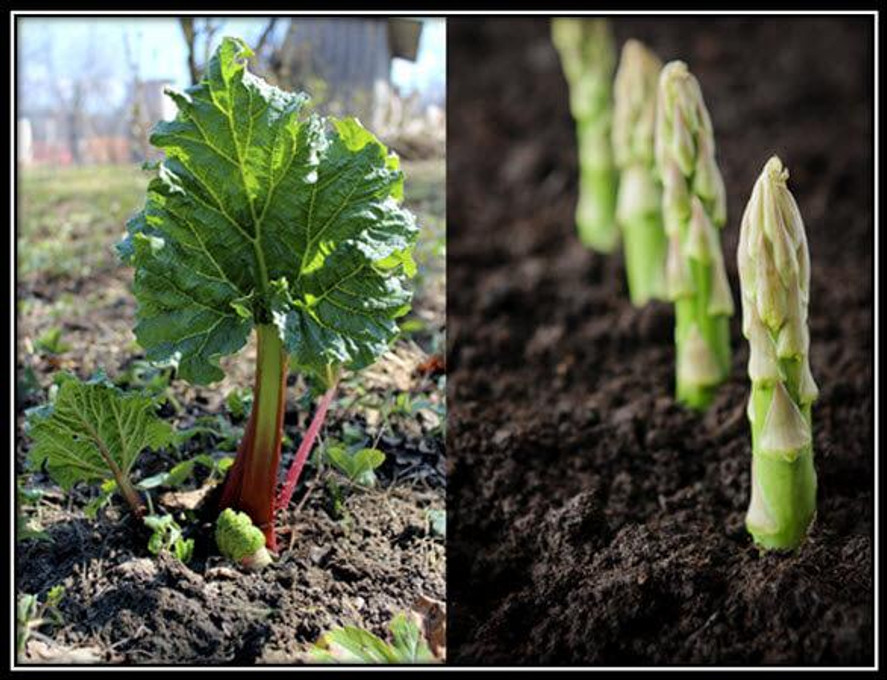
[26,374,173,491]
[119,37,418,386]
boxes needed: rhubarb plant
[551,18,619,252]
[118,37,418,551]
[738,156,818,551]
[25,373,173,517]
[612,40,667,305]
[655,61,733,409]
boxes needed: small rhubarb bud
[215,508,273,570]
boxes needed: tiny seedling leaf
[144,513,193,563]
[34,327,71,357]
[310,613,435,664]
[83,479,118,519]
[16,480,51,543]
[426,508,446,539]
[326,444,385,487]
[225,388,253,421]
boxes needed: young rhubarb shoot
[738,156,818,552]
[215,508,272,570]
[655,61,733,409]
[551,18,619,252]
[118,37,418,552]
[612,40,667,305]
[26,374,173,517]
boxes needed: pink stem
[276,385,337,512]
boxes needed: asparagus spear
[612,40,667,305]
[551,18,619,252]
[738,156,818,552]
[655,61,733,409]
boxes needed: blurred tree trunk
[66,82,83,165]
[180,18,200,85]
[123,30,151,162]
[179,18,225,85]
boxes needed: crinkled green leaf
[26,374,173,491]
[119,36,418,386]
[46,585,66,609]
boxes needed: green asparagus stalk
[655,61,733,409]
[551,18,619,252]
[612,40,667,305]
[738,156,818,552]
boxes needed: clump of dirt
[447,17,873,665]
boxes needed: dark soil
[16,345,445,664]
[447,17,873,665]
[18,486,444,664]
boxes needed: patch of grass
[400,159,446,355]
[403,159,445,218]
[17,164,146,280]
[402,159,446,278]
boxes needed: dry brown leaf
[158,485,214,511]
[24,639,104,664]
[360,342,428,392]
[411,594,446,661]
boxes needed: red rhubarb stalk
[276,384,337,512]
[218,324,289,551]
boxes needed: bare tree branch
[123,29,151,161]
[254,18,278,58]
[201,19,224,74]
[179,18,199,85]
[180,17,227,85]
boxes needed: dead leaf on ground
[361,342,428,392]
[411,594,446,661]
[24,639,105,664]
[416,354,445,377]
[158,485,215,512]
